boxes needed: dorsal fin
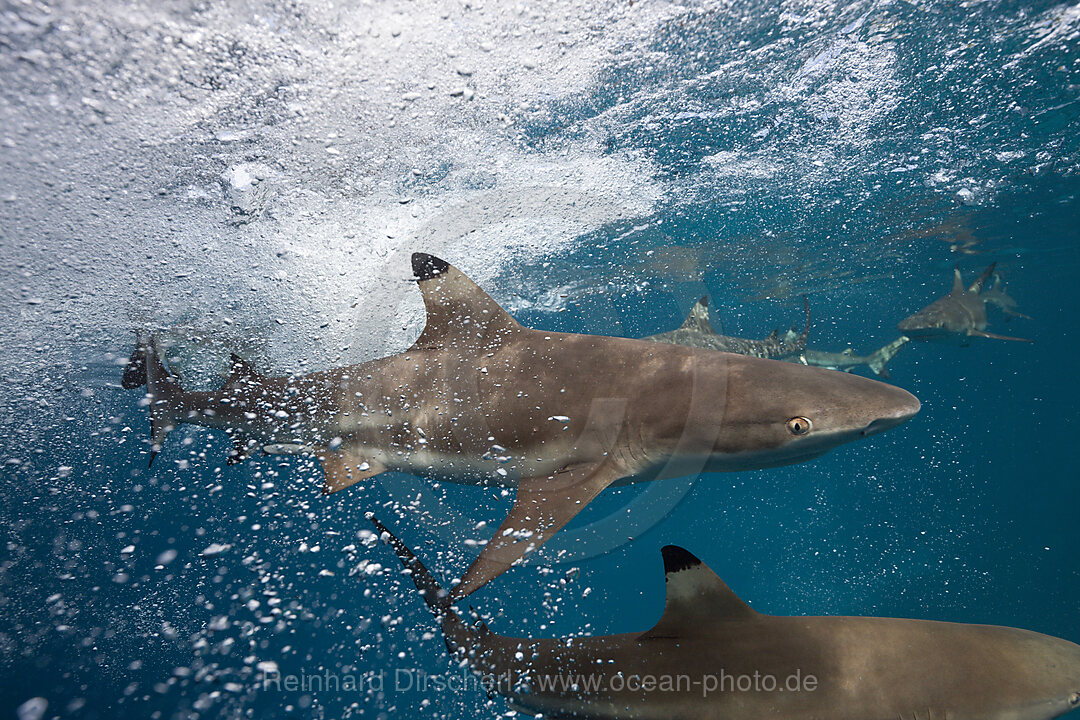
[950,267,965,295]
[225,353,262,385]
[969,262,996,294]
[678,297,716,335]
[408,253,522,352]
[767,329,779,341]
[639,546,759,640]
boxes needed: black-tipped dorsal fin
[639,546,759,640]
[950,267,965,296]
[969,262,996,294]
[678,297,716,335]
[409,253,522,352]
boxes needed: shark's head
[703,356,921,470]
[969,627,1080,720]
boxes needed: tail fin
[121,331,150,389]
[867,336,910,378]
[367,516,488,655]
[145,337,184,467]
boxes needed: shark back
[373,524,1080,720]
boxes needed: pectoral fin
[967,329,1032,342]
[450,460,623,599]
[317,451,386,494]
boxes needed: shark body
[126,253,919,598]
[645,297,909,378]
[789,336,910,379]
[373,518,1080,720]
[643,296,809,359]
[898,263,1031,343]
[981,275,1032,320]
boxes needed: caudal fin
[867,336,910,378]
[145,337,184,467]
[367,515,486,655]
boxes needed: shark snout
[862,388,921,437]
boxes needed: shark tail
[368,515,489,656]
[867,336,910,379]
[145,336,185,467]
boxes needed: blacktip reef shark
[124,252,919,598]
[643,296,810,359]
[788,337,910,379]
[371,517,1080,720]
[981,274,1032,320]
[645,296,909,378]
[899,263,1032,343]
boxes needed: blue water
[2,0,1079,718]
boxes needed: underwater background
[1,0,1079,717]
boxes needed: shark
[788,336,910,379]
[371,517,1080,720]
[124,252,919,598]
[981,275,1032,320]
[898,263,1032,342]
[643,296,810,359]
[644,296,908,378]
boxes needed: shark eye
[1069,693,1080,706]
[786,417,812,436]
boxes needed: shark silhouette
[645,297,909,378]
[899,263,1032,342]
[643,296,810,359]
[124,253,919,597]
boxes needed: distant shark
[788,337,910,379]
[372,517,1080,720]
[898,263,1032,342]
[644,296,809,359]
[645,297,908,378]
[981,274,1032,320]
[125,253,919,598]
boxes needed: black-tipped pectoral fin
[967,329,1032,342]
[450,460,623,599]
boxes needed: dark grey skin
[644,296,810,359]
[898,263,1031,343]
[126,253,919,598]
[372,518,1080,720]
